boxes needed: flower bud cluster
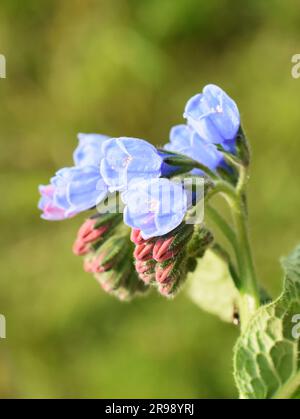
[131,223,213,297]
[73,214,149,300]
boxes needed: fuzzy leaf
[234,244,300,399]
[186,249,239,323]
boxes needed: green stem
[207,180,237,202]
[206,205,242,275]
[231,198,260,331]
[236,165,247,195]
[192,162,219,180]
[207,174,260,331]
[211,243,241,290]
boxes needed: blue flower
[73,133,109,168]
[122,178,188,239]
[184,84,240,151]
[39,133,110,220]
[38,184,74,220]
[165,124,224,173]
[39,166,108,219]
[100,137,163,191]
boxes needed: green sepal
[187,225,214,259]
[92,212,122,229]
[97,233,132,267]
[235,126,250,167]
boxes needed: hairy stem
[207,169,260,330]
[206,205,242,278]
[231,195,260,330]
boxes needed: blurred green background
[1,0,300,398]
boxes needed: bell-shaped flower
[39,166,108,220]
[184,84,240,151]
[73,133,109,168]
[165,124,224,173]
[100,137,163,191]
[122,178,188,239]
[38,184,74,220]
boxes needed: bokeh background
[1,0,300,398]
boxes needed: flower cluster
[38,84,241,300]
[38,80,295,400]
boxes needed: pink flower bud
[135,259,156,284]
[94,272,115,293]
[153,236,179,262]
[90,253,113,273]
[135,260,151,274]
[138,274,151,284]
[158,282,174,297]
[78,219,108,244]
[133,242,154,261]
[155,250,187,297]
[130,229,145,245]
[76,221,149,301]
[155,263,174,284]
[151,223,194,262]
[94,265,148,300]
[72,218,109,256]
[72,239,90,256]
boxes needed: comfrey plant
[38,84,300,399]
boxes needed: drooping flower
[122,178,188,239]
[165,124,224,173]
[38,184,74,220]
[39,133,111,220]
[100,137,163,191]
[48,166,108,217]
[184,84,240,151]
[73,133,109,167]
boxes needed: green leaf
[186,249,239,323]
[234,244,300,399]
